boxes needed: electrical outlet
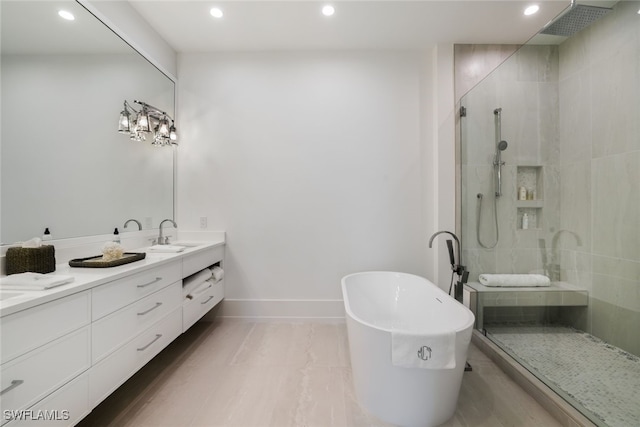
[145,217,153,228]
[200,217,208,229]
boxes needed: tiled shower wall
[457,1,640,356]
[458,43,561,286]
[556,1,640,356]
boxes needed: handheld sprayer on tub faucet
[428,231,469,304]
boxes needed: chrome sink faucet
[157,219,177,245]
[123,218,142,231]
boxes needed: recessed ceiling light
[322,5,335,17]
[210,7,223,19]
[524,5,540,16]
[58,10,75,21]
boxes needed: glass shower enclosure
[458,2,639,426]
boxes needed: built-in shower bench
[464,281,588,330]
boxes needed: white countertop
[0,238,225,318]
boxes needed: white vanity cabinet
[182,245,225,332]
[0,241,224,426]
[0,292,91,426]
[88,260,183,406]
[183,277,224,332]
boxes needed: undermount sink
[170,242,203,248]
[0,291,25,301]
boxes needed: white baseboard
[210,298,346,321]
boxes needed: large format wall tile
[559,160,591,251]
[590,39,640,159]
[558,69,592,163]
[592,152,640,261]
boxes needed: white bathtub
[341,271,475,427]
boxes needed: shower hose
[476,192,499,249]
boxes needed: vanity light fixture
[118,100,178,146]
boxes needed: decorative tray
[69,252,146,268]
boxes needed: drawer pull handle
[0,380,24,396]
[137,302,163,316]
[137,277,162,288]
[201,295,215,305]
[137,334,162,352]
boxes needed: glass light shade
[158,117,170,137]
[169,123,178,144]
[129,121,146,141]
[136,109,150,132]
[118,109,130,133]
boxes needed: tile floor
[488,325,640,427]
[78,320,561,427]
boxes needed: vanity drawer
[0,326,90,425]
[0,291,90,365]
[183,245,223,278]
[92,261,181,320]
[8,373,90,427]
[89,308,181,407]
[183,280,224,332]
[92,281,182,363]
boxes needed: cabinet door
[92,261,181,320]
[0,291,90,365]
[183,280,224,332]
[92,281,181,363]
[89,308,182,407]
[6,373,90,427]
[0,327,90,425]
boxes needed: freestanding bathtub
[341,271,475,427]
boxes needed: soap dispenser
[522,213,529,230]
[42,228,52,241]
[113,228,121,243]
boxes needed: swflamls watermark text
[3,409,70,422]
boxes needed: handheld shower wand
[477,108,508,249]
[493,108,508,197]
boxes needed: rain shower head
[541,3,611,37]
[498,140,508,151]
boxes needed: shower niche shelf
[516,166,543,230]
[516,166,543,201]
[518,207,542,230]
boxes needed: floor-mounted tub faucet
[157,219,177,245]
[428,230,468,302]
[428,230,464,275]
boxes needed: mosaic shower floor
[486,325,640,427]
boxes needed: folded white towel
[147,245,185,253]
[21,237,42,248]
[479,274,551,287]
[183,268,213,297]
[391,330,456,369]
[211,266,224,282]
[190,279,214,297]
[0,273,74,290]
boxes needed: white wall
[177,50,452,318]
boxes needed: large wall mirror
[1,0,175,244]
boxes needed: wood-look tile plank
[78,320,563,427]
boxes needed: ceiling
[128,1,573,53]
